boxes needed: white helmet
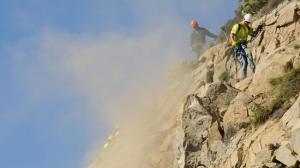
[244,13,252,23]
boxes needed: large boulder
[281,92,300,130]
[275,144,298,167]
[205,83,239,112]
[276,4,299,31]
[182,95,213,152]
[253,145,276,167]
[223,92,253,139]
[291,123,300,156]
[209,140,226,163]
[181,83,239,167]
[207,122,226,164]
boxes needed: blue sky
[0,0,238,168]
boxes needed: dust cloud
[36,24,193,168]
[86,61,198,168]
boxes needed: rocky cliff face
[175,2,300,167]
[88,1,300,168]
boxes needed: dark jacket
[190,27,218,47]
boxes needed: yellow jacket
[231,23,254,44]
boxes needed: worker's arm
[230,33,236,43]
[230,24,239,46]
[230,33,237,46]
[204,29,218,38]
[251,24,264,38]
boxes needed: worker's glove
[257,24,264,31]
[231,40,237,47]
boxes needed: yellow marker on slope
[103,142,109,149]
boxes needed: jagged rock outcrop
[178,83,239,168]
[223,92,253,140]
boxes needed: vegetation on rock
[218,70,230,83]
[250,63,300,126]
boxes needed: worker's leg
[192,44,203,57]
[236,45,248,79]
[246,52,256,73]
[239,54,248,79]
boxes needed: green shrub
[269,67,300,110]
[218,70,230,82]
[249,102,269,125]
[262,0,285,15]
[236,0,267,15]
[250,65,300,126]
[236,0,284,15]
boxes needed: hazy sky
[0,0,238,168]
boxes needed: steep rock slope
[175,1,300,168]
[88,1,300,168]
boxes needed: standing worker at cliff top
[190,19,218,57]
[230,13,263,79]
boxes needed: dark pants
[191,43,207,57]
[235,44,256,79]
